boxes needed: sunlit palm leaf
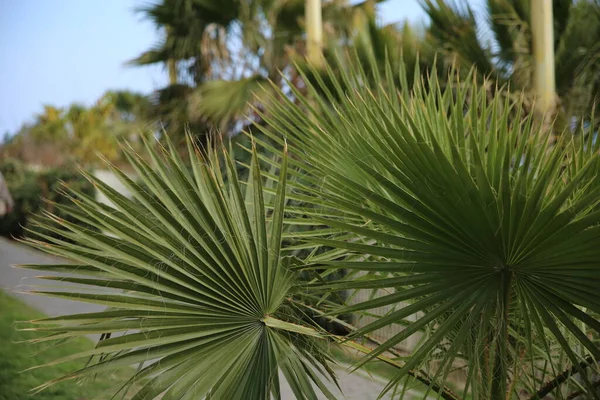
[20,136,337,399]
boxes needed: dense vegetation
[1,91,151,168]
[0,291,132,400]
[2,1,600,399]
[423,0,600,127]
[0,159,95,239]
[21,58,600,399]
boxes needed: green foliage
[20,58,600,400]
[187,76,269,131]
[256,57,600,399]
[0,290,132,400]
[30,168,97,242]
[131,0,428,139]
[3,90,150,167]
[0,159,42,237]
[21,137,338,399]
[0,159,95,239]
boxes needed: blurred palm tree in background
[421,0,600,130]
[8,1,598,166]
[130,0,433,143]
[132,0,600,144]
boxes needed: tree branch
[566,380,600,400]
[528,356,595,400]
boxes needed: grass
[0,290,133,400]
[0,288,464,399]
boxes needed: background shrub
[0,159,95,239]
[0,159,41,237]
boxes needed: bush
[0,159,95,239]
[35,168,96,238]
[0,159,41,238]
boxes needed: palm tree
[130,0,299,142]
[130,0,253,148]
[190,0,444,135]
[24,135,344,399]
[130,0,422,140]
[22,55,600,399]
[130,0,242,86]
[421,0,600,129]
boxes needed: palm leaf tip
[22,136,336,399]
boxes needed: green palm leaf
[256,56,600,399]
[187,76,270,128]
[20,136,338,399]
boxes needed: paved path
[0,236,104,316]
[0,237,422,399]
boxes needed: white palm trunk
[531,0,556,115]
[306,0,323,67]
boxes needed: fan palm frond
[20,136,338,399]
[256,55,600,399]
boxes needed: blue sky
[0,0,483,135]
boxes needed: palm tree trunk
[166,26,178,85]
[305,0,323,67]
[167,59,178,85]
[531,0,556,116]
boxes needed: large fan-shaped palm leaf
[255,57,600,399]
[20,136,338,399]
